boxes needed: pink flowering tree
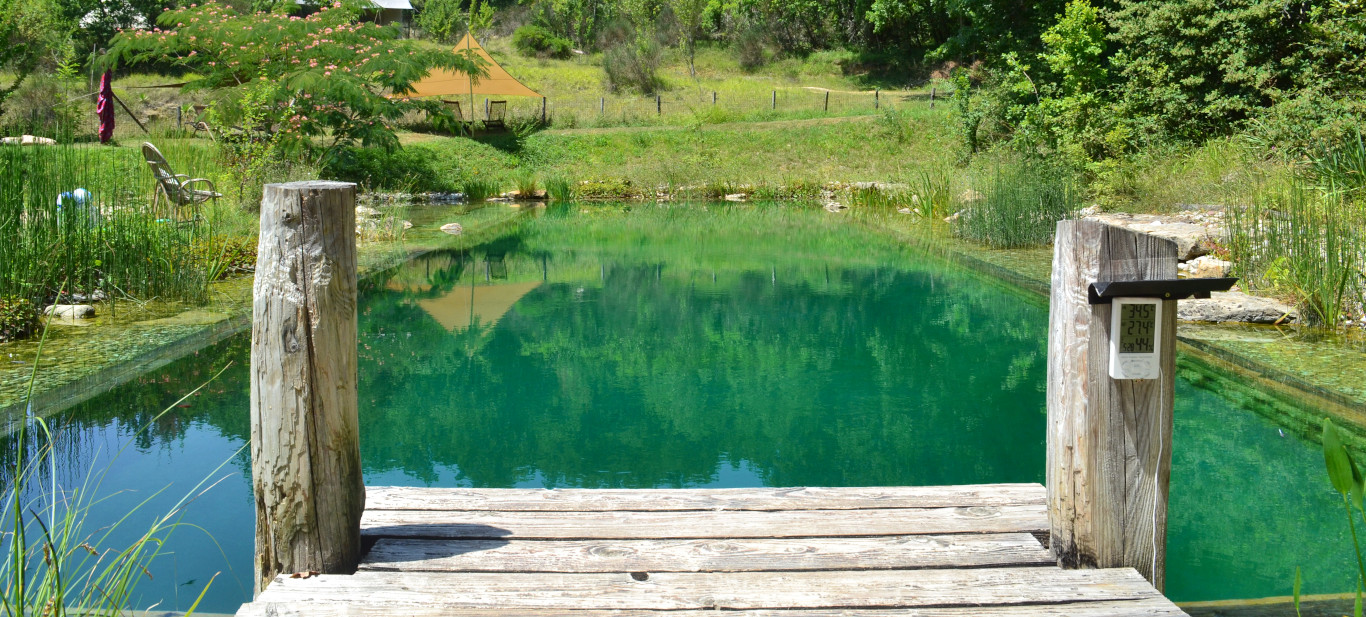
[106,0,484,157]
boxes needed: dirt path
[539,114,879,137]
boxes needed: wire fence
[3,83,943,145]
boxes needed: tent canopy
[407,33,542,99]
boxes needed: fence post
[542,97,547,124]
[656,94,661,115]
[600,97,605,114]
[930,87,936,109]
[712,91,717,105]
[1046,220,1178,592]
[824,91,829,113]
[772,90,776,110]
[251,181,363,595]
[875,88,879,109]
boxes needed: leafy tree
[1107,0,1317,142]
[670,0,707,76]
[0,0,67,119]
[56,0,175,58]
[415,0,466,42]
[105,0,485,160]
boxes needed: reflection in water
[0,205,1354,613]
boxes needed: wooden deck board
[365,484,1047,511]
[361,533,1054,572]
[360,505,1048,539]
[247,567,1161,609]
[237,484,1187,617]
[239,598,1189,617]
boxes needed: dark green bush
[603,36,664,94]
[323,145,457,193]
[1245,91,1366,160]
[0,296,40,343]
[513,25,573,59]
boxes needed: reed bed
[1227,180,1364,328]
[955,162,1080,249]
[0,142,219,305]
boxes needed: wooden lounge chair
[442,100,470,132]
[485,100,507,131]
[142,142,220,223]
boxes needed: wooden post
[250,180,364,595]
[772,90,776,110]
[930,87,936,108]
[600,97,605,114]
[875,88,879,109]
[541,97,547,124]
[1046,219,1177,591]
[712,91,717,105]
[656,94,661,115]
[824,91,829,113]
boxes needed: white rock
[355,206,381,219]
[897,207,912,214]
[44,304,95,319]
[1178,255,1232,279]
[824,202,846,212]
[440,223,464,235]
[724,193,747,202]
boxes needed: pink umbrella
[96,71,115,143]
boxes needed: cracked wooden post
[1046,219,1177,591]
[250,180,363,595]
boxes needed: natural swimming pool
[3,203,1356,613]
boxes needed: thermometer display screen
[1118,303,1156,354]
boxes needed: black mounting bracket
[1088,278,1237,305]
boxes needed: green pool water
[2,203,1356,613]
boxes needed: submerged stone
[44,304,96,320]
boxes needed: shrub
[1245,91,1366,161]
[0,74,84,142]
[734,23,768,71]
[0,296,40,343]
[513,24,573,59]
[603,35,664,94]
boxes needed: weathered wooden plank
[364,484,1046,512]
[1046,220,1177,591]
[361,505,1048,539]
[238,597,1188,617]
[360,533,1053,572]
[250,180,364,594]
[247,567,1164,610]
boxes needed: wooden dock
[237,483,1187,616]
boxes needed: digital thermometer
[1109,298,1162,380]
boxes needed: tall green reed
[1227,180,1361,328]
[2,315,226,616]
[955,161,1080,248]
[0,142,216,305]
[1303,418,1366,616]
[1312,130,1366,198]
